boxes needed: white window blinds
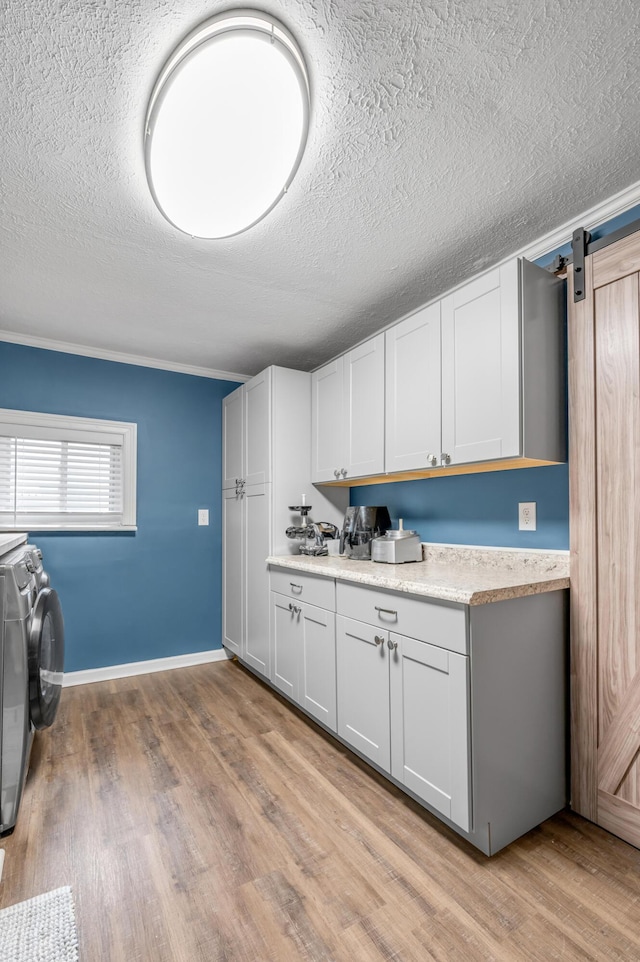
[0,410,137,530]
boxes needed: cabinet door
[222,487,243,655]
[385,305,442,473]
[222,385,244,490]
[243,483,271,677]
[441,261,520,465]
[300,602,336,731]
[336,615,390,771]
[311,358,345,483]
[390,634,470,831]
[244,368,272,486]
[344,334,385,479]
[271,591,299,700]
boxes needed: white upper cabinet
[222,368,272,488]
[385,303,442,473]
[312,334,385,483]
[344,334,385,479]
[441,261,520,466]
[313,256,563,485]
[311,357,345,483]
[222,385,244,490]
[244,367,272,485]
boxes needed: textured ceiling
[1,0,639,377]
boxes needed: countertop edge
[266,556,570,606]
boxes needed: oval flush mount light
[144,10,310,239]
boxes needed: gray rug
[0,886,78,962]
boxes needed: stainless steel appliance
[0,542,64,836]
[339,505,391,560]
[371,519,422,564]
[286,503,339,556]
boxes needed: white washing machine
[0,541,64,836]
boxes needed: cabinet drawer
[336,581,467,654]
[270,566,335,611]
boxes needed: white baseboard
[62,648,231,687]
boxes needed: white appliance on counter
[371,519,422,564]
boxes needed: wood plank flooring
[2,660,640,961]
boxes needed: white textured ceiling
[1,0,639,377]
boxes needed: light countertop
[267,544,569,606]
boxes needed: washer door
[29,587,65,730]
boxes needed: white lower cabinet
[268,565,566,855]
[336,616,391,771]
[223,482,271,675]
[271,592,337,731]
[336,614,470,831]
[389,633,470,832]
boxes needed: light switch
[198,509,209,526]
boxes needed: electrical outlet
[518,502,536,531]
[198,509,209,526]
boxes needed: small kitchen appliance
[371,519,422,564]
[339,505,391,560]
[285,501,339,555]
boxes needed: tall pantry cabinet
[222,366,347,678]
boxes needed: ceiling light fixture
[144,11,310,239]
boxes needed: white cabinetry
[320,257,564,483]
[389,633,470,831]
[440,260,520,465]
[310,358,344,483]
[222,368,346,679]
[265,564,566,855]
[272,596,337,730]
[336,584,471,831]
[312,334,385,482]
[385,303,442,473]
[222,368,271,674]
[270,569,337,730]
[336,615,391,770]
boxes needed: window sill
[0,525,138,533]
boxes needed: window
[0,409,137,531]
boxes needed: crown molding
[517,177,640,262]
[0,329,249,382]
[311,177,640,372]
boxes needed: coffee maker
[339,506,392,560]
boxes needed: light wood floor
[2,660,640,961]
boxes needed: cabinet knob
[387,638,398,651]
[427,454,438,467]
[441,453,451,466]
[374,635,384,646]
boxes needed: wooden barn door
[570,229,640,847]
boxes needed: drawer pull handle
[375,606,397,617]
[290,583,303,591]
[374,635,384,646]
[387,638,398,651]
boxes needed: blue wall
[0,341,240,672]
[352,464,569,549]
